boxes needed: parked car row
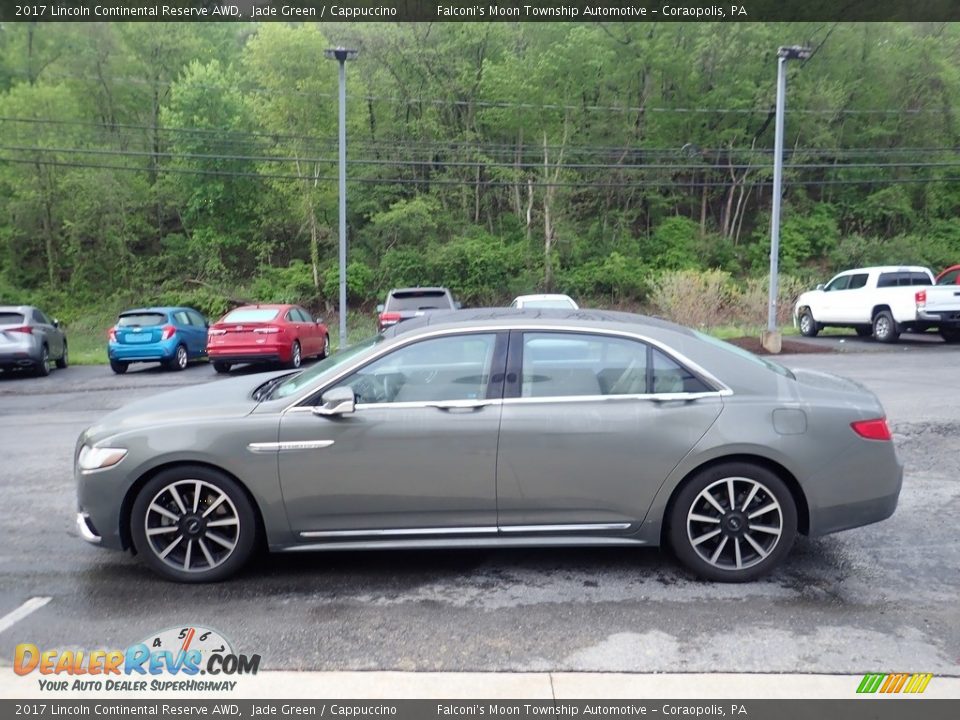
[108,304,330,375]
[793,265,960,343]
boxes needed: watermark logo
[13,625,260,693]
[857,673,933,694]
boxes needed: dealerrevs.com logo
[14,626,260,692]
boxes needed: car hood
[81,372,285,445]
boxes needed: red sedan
[207,304,329,374]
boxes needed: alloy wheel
[143,479,241,573]
[686,476,783,571]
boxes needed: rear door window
[848,273,869,289]
[173,311,191,325]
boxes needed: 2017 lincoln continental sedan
[75,309,902,583]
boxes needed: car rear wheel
[320,334,330,359]
[669,462,797,582]
[56,342,68,369]
[798,310,819,337]
[164,344,188,372]
[109,359,128,375]
[130,466,257,583]
[873,310,900,343]
[940,327,960,344]
[286,340,301,369]
[212,361,232,374]
[35,346,50,377]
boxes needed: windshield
[692,331,795,380]
[270,335,385,400]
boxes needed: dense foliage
[1,22,959,323]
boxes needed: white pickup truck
[793,265,960,343]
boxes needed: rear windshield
[0,312,25,325]
[386,291,452,311]
[522,299,576,309]
[117,313,166,327]
[222,308,280,323]
[877,272,932,287]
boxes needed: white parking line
[0,597,51,635]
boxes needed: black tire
[855,326,872,338]
[35,346,50,377]
[798,310,819,337]
[668,462,798,582]
[939,327,960,344]
[130,465,257,583]
[55,341,69,369]
[212,361,232,374]
[109,359,128,375]
[164,344,188,372]
[320,334,330,359]
[872,310,900,343]
[286,340,302,370]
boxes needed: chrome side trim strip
[499,523,632,533]
[300,526,498,538]
[248,440,335,453]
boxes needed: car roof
[226,304,294,311]
[836,266,931,274]
[118,307,189,314]
[384,307,694,339]
[0,306,35,313]
[513,294,575,301]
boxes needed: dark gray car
[0,305,68,376]
[74,309,902,583]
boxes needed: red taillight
[8,325,33,334]
[160,325,176,341]
[915,290,926,308]
[379,312,402,329]
[108,328,117,342]
[253,326,280,334]
[851,418,892,441]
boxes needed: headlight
[77,446,127,472]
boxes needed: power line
[4,155,959,189]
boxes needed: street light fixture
[763,45,811,354]
[325,47,358,347]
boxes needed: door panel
[277,332,506,535]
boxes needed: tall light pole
[763,45,811,354]
[325,46,358,348]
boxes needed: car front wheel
[320,334,330,359]
[669,462,797,582]
[940,327,960,344]
[56,342,69,369]
[798,310,819,337]
[130,466,257,583]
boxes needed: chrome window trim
[280,324,733,414]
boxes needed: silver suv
[376,287,460,332]
[0,305,68,376]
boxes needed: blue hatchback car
[108,307,208,374]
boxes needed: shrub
[649,270,737,327]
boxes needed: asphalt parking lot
[0,348,958,675]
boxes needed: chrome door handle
[426,400,487,411]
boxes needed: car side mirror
[313,386,355,417]
[454,301,462,309]
[315,316,324,324]
[815,284,825,291]
[52,319,60,328]
[376,304,384,313]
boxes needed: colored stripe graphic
[857,673,933,694]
